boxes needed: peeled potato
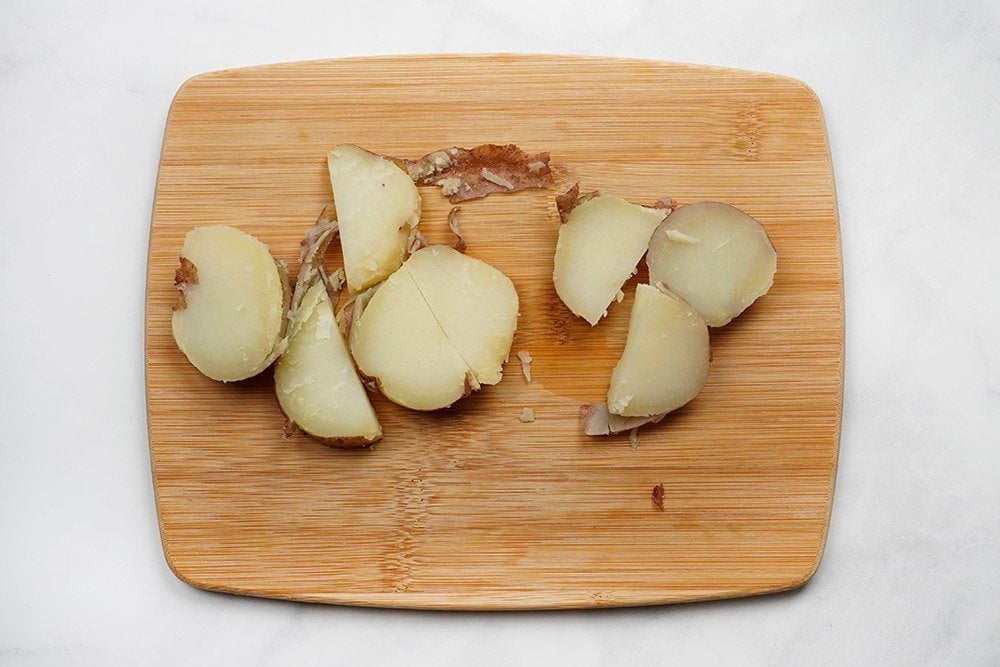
[403,246,518,386]
[553,193,666,325]
[327,144,421,292]
[275,281,381,446]
[274,210,381,446]
[349,245,519,411]
[646,201,777,326]
[171,225,290,382]
[607,283,709,418]
[349,266,472,411]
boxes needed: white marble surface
[2,0,998,663]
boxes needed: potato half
[171,225,290,382]
[646,201,777,326]
[403,245,519,386]
[348,265,473,411]
[327,144,421,293]
[553,193,666,325]
[349,245,519,411]
[607,283,709,418]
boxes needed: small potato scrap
[580,402,667,436]
[171,225,291,382]
[404,144,553,202]
[646,201,777,326]
[517,350,532,383]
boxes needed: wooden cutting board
[146,54,843,609]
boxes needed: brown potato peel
[404,144,553,202]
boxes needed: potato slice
[327,144,421,292]
[171,226,290,382]
[274,210,381,446]
[646,201,777,326]
[607,284,709,418]
[553,193,666,325]
[402,246,518,386]
[349,245,519,410]
[349,267,472,411]
[274,281,381,446]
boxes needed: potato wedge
[553,192,666,325]
[607,283,709,418]
[327,144,421,292]
[274,210,381,446]
[275,281,381,446]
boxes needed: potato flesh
[607,284,709,417]
[646,201,777,326]
[402,246,518,386]
[171,226,287,382]
[275,282,381,443]
[327,144,421,292]
[350,245,519,411]
[553,195,665,325]
[349,266,471,411]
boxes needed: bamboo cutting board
[146,55,843,609]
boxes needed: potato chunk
[402,246,518,386]
[349,267,472,411]
[274,210,381,446]
[553,194,665,325]
[327,144,421,292]
[607,284,709,418]
[646,202,777,326]
[171,226,290,382]
[349,246,519,411]
[275,281,381,446]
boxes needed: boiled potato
[607,283,709,418]
[646,201,777,326]
[274,212,381,446]
[275,281,381,446]
[553,194,665,325]
[171,226,290,382]
[327,144,421,292]
[349,266,472,411]
[349,245,519,411]
[403,246,518,386]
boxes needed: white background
[2,1,998,664]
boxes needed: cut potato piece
[327,144,421,292]
[553,193,666,325]
[349,245,519,410]
[607,284,709,418]
[349,267,472,411]
[171,225,290,382]
[275,282,381,446]
[646,201,777,326]
[402,246,518,386]
[274,211,381,446]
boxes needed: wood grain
[146,55,843,609]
